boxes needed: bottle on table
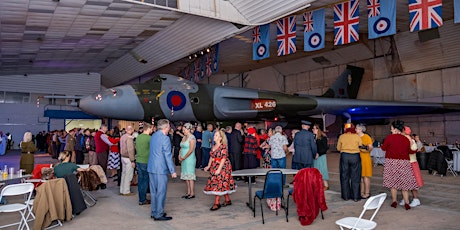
[2,165,7,178]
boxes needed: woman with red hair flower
[337,123,362,202]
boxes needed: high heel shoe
[404,203,411,210]
[391,201,397,208]
[361,193,370,199]
[221,200,232,207]
[181,194,190,198]
[210,203,221,211]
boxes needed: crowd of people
[4,117,431,223]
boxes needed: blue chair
[253,170,287,224]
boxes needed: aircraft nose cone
[79,85,144,120]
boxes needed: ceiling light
[206,48,211,53]
[193,54,198,58]
[129,51,148,64]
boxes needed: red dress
[203,144,236,195]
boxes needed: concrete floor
[1,150,459,230]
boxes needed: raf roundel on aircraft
[166,91,187,111]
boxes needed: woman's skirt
[383,158,418,191]
[20,153,35,174]
[107,151,120,170]
[360,152,373,177]
[411,161,424,187]
[313,154,329,180]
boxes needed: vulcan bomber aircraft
[78,65,460,123]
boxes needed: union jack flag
[303,12,314,32]
[276,16,296,56]
[253,26,261,44]
[408,0,443,32]
[334,0,360,45]
[367,0,381,17]
[193,60,201,82]
[205,53,212,77]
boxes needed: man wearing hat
[293,120,317,169]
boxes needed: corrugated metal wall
[101,14,242,87]
[396,20,460,72]
[0,73,101,95]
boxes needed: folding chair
[371,148,385,167]
[445,158,458,177]
[253,170,287,224]
[287,168,327,225]
[335,193,387,230]
[77,164,97,207]
[0,183,34,230]
[23,164,53,222]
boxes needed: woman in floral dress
[203,130,236,211]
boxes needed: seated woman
[54,151,85,178]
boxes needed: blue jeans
[202,147,211,168]
[136,162,149,203]
[271,157,286,184]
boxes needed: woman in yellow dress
[356,124,373,199]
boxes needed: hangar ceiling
[0,0,455,88]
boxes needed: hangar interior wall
[0,73,102,148]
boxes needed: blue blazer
[293,129,317,165]
[147,131,176,175]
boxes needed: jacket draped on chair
[292,168,328,226]
[33,178,72,230]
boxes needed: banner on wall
[455,0,460,23]
[276,15,296,56]
[252,24,270,60]
[179,44,219,82]
[304,8,325,52]
[334,0,360,45]
[368,0,396,39]
[408,0,443,32]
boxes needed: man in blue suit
[148,119,177,221]
[293,120,317,169]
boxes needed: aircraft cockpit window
[153,76,166,82]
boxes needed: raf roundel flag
[368,0,396,39]
[253,24,270,61]
[304,8,325,52]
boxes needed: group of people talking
[337,120,424,210]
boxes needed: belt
[213,158,222,163]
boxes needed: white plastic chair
[445,158,458,177]
[0,183,34,230]
[335,193,387,230]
